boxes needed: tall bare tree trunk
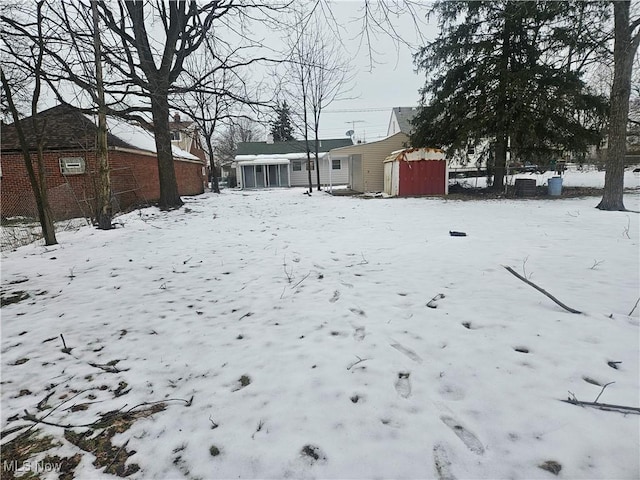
[206,136,220,194]
[0,70,57,245]
[92,0,112,229]
[151,89,183,209]
[597,1,639,211]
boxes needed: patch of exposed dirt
[64,403,165,477]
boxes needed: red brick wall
[1,149,205,219]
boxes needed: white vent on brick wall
[59,157,86,175]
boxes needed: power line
[323,107,394,113]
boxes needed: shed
[383,148,447,197]
[328,132,409,193]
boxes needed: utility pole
[92,0,112,229]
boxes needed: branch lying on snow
[594,382,615,403]
[502,266,582,314]
[292,271,311,289]
[21,397,193,429]
[629,297,640,317]
[561,398,640,415]
[347,356,369,370]
[426,293,445,309]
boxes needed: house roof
[236,138,353,156]
[328,132,410,154]
[1,104,133,152]
[1,104,199,161]
[390,106,418,134]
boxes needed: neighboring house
[387,106,418,136]
[387,106,486,174]
[1,104,206,220]
[169,113,207,163]
[169,112,209,182]
[234,138,353,189]
[328,132,410,193]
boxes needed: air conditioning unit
[59,157,86,175]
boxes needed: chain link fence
[1,167,149,252]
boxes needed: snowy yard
[1,175,639,479]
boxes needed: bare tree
[178,33,267,193]
[597,1,640,211]
[214,119,260,180]
[0,2,56,245]
[280,8,353,191]
[91,0,112,229]
[2,0,285,210]
[307,20,353,190]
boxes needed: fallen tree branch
[594,382,615,403]
[292,271,311,289]
[503,266,582,314]
[629,297,640,317]
[426,293,445,309]
[347,356,369,371]
[561,398,640,415]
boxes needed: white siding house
[235,139,353,189]
[328,132,410,193]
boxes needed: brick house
[1,104,206,220]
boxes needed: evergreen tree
[411,1,609,190]
[270,101,295,141]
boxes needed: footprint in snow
[440,416,485,455]
[353,326,365,341]
[394,372,411,398]
[329,290,340,303]
[433,444,457,480]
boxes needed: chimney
[173,113,180,122]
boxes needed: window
[306,160,315,171]
[467,143,475,155]
[292,161,302,171]
[332,159,341,170]
[59,157,86,175]
[171,130,181,141]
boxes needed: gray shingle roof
[236,138,352,155]
[392,107,418,134]
[1,104,135,152]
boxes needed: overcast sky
[25,1,437,143]
[311,1,437,142]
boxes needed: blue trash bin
[548,176,563,196]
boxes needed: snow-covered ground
[1,171,639,479]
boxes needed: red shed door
[399,160,446,196]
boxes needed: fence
[1,165,149,251]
